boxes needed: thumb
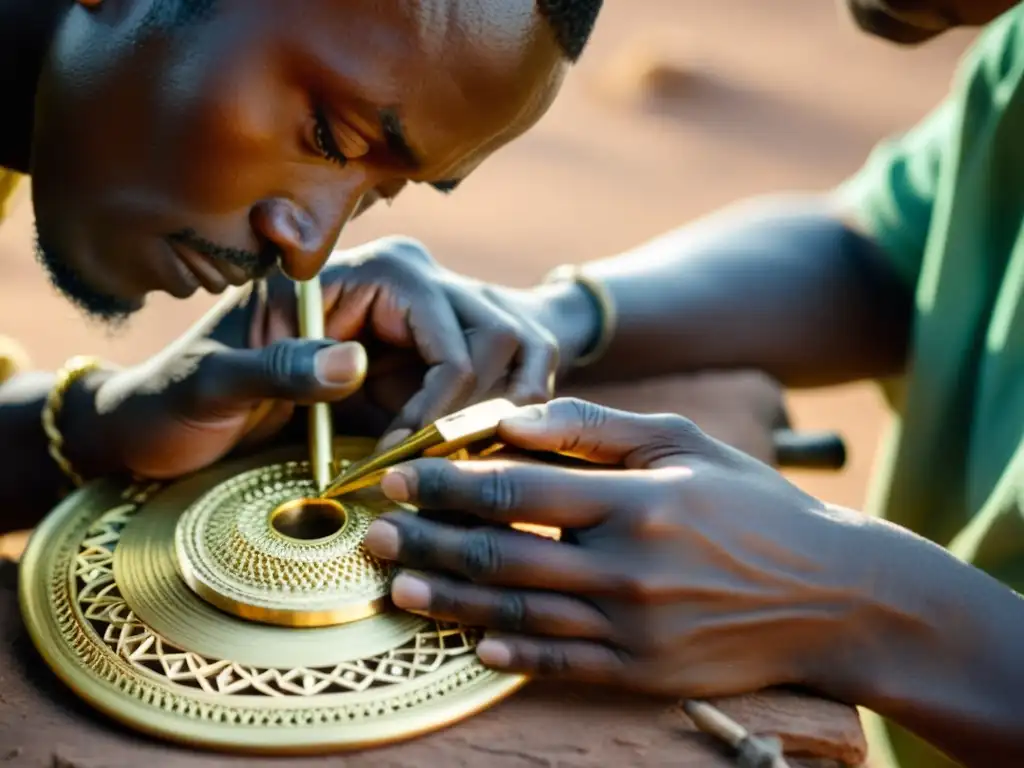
[187,338,368,416]
[497,397,712,469]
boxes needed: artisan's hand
[66,337,367,480]
[566,370,789,465]
[364,398,861,699]
[214,237,572,447]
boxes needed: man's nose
[249,196,358,281]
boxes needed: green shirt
[840,5,1024,767]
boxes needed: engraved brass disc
[174,458,391,627]
[19,439,526,755]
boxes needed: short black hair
[140,0,216,31]
[147,0,602,62]
[536,0,604,62]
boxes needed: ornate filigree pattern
[28,478,515,736]
[73,485,478,701]
[174,460,392,620]
[172,460,391,626]
[22,443,525,752]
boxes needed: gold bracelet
[42,355,103,488]
[543,264,617,368]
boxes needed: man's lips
[168,240,250,295]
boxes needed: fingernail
[364,520,400,560]
[502,405,546,429]
[476,639,512,668]
[314,343,367,386]
[381,467,415,502]
[378,429,412,452]
[391,571,431,612]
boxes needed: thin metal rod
[295,276,333,492]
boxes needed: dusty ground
[0,1,977,764]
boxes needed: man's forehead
[352,0,546,67]
[287,0,564,163]
[412,0,567,178]
[291,0,558,84]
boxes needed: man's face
[843,0,1019,43]
[30,0,568,321]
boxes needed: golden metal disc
[174,457,391,627]
[19,440,526,755]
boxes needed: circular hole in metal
[269,498,347,542]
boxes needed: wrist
[811,512,970,706]
[527,261,622,380]
[784,506,902,701]
[819,514,1024,760]
[531,280,600,374]
[58,368,124,482]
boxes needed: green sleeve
[836,3,1024,288]
[835,101,953,288]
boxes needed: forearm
[0,371,117,534]
[833,515,1024,766]
[0,373,68,532]
[541,194,914,388]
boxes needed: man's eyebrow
[429,179,462,193]
[379,107,422,169]
[377,107,462,194]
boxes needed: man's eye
[313,107,348,167]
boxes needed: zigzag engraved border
[46,481,494,727]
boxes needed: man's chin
[33,232,144,327]
[62,291,142,331]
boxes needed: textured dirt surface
[0,0,974,764]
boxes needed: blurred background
[0,0,976,556]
